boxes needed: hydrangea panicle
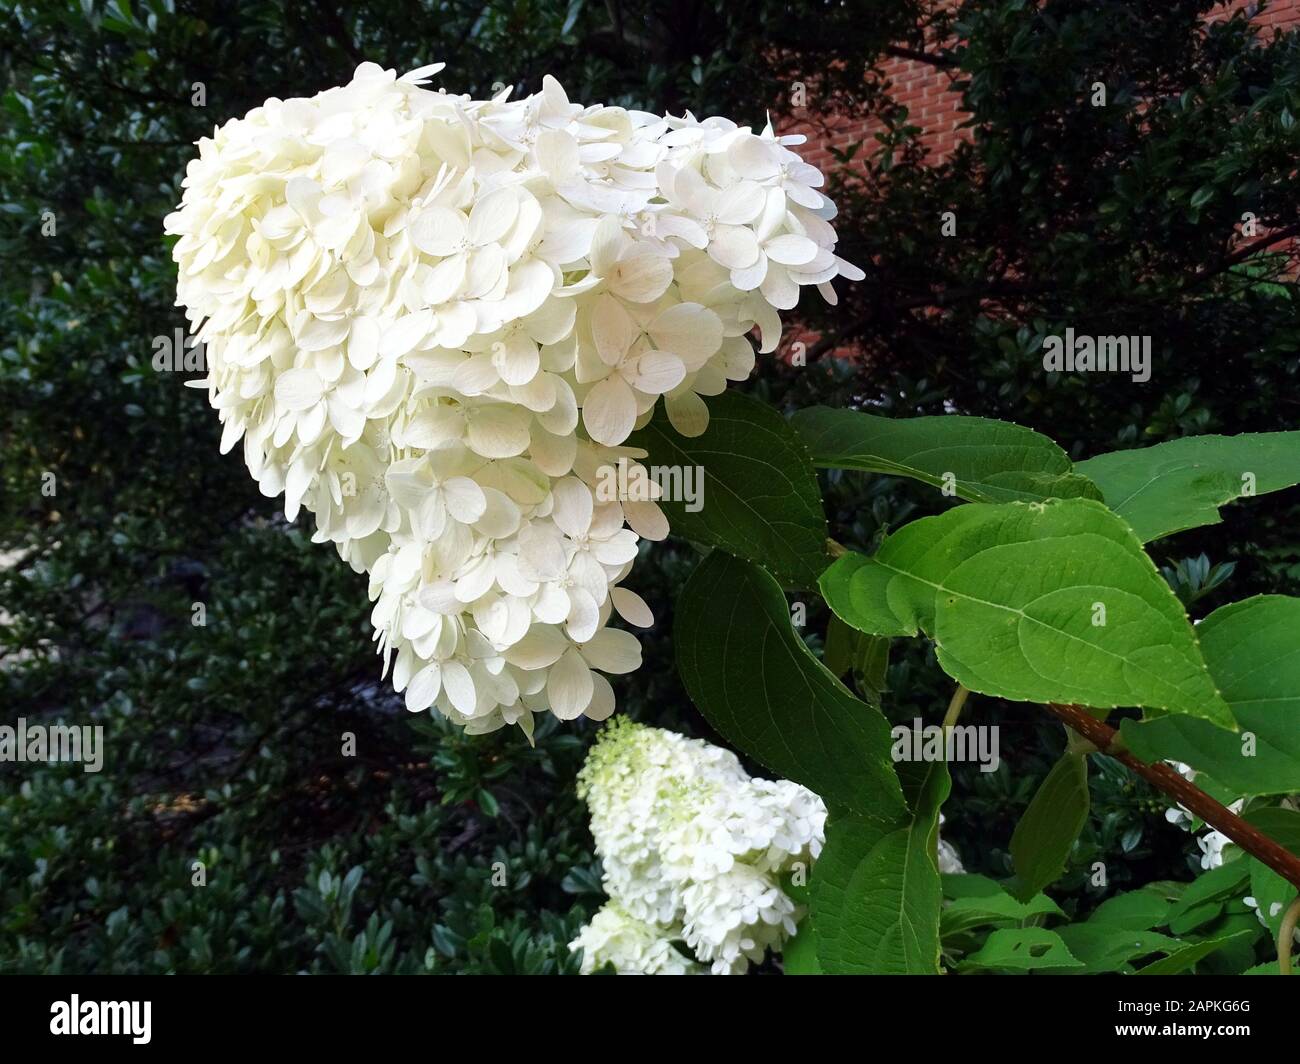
[166,61,860,735]
[573,718,825,974]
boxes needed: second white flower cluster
[571,719,826,974]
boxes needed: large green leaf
[675,551,906,820]
[939,877,1065,936]
[820,498,1232,727]
[959,928,1085,972]
[1010,752,1090,900]
[1054,925,1179,974]
[628,390,828,588]
[811,761,948,974]
[1086,888,1173,932]
[1121,596,1300,796]
[1133,929,1256,975]
[1076,432,1300,543]
[1164,859,1250,935]
[791,406,1101,503]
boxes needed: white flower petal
[410,206,469,257]
[627,350,685,395]
[535,129,580,183]
[611,587,654,628]
[715,181,766,225]
[565,589,601,643]
[275,368,325,411]
[503,625,568,669]
[590,294,637,366]
[494,333,541,387]
[764,233,819,267]
[347,316,380,370]
[623,499,669,541]
[665,390,709,437]
[707,225,760,270]
[608,249,673,303]
[441,661,477,715]
[548,647,594,720]
[468,189,520,246]
[551,477,594,538]
[405,663,442,713]
[580,628,641,674]
[656,305,727,372]
[298,316,350,352]
[466,405,531,458]
[582,374,638,446]
[443,476,488,524]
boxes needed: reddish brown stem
[1044,703,1300,891]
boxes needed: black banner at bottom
[0,972,1293,1050]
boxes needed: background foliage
[2,0,1298,972]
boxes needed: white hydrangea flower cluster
[572,718,826,974]
[568,902,704,975]
[166,61,860,736]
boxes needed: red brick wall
[1218,0,1300,30]
[779,2,1300,360]
[789,0,1300,168]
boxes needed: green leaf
[1076,432,1300,543]
[811,761,948,974]
[941,888,1065,936]
[1054,925,1179,973]
[1121,596,1300,797]
[822,613,857,679]
[791,406,1101,503]
[1165,859,1250,934]
[1086,889,1173,931]
[1010,752,1090,900]
[1243,806,1300,939]
[959,927,1085,971]
[822,615,889,707]
[1243,805,1300,850]
[1133,929,1255,974]
[1212,910,1274,974]
[1244,962,1300,975]
[1248,859,1295,940]
[820,498,1232,727]
[851,635,891,706]
[476,788,500,818]
[1167,901,1225,936]
[675,551,906,819]
[628,391,828,588]
[941,873,1010,899]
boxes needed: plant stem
[943,685,970,730]
[1279,897,1300,976]
[1042,703,1300,891]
